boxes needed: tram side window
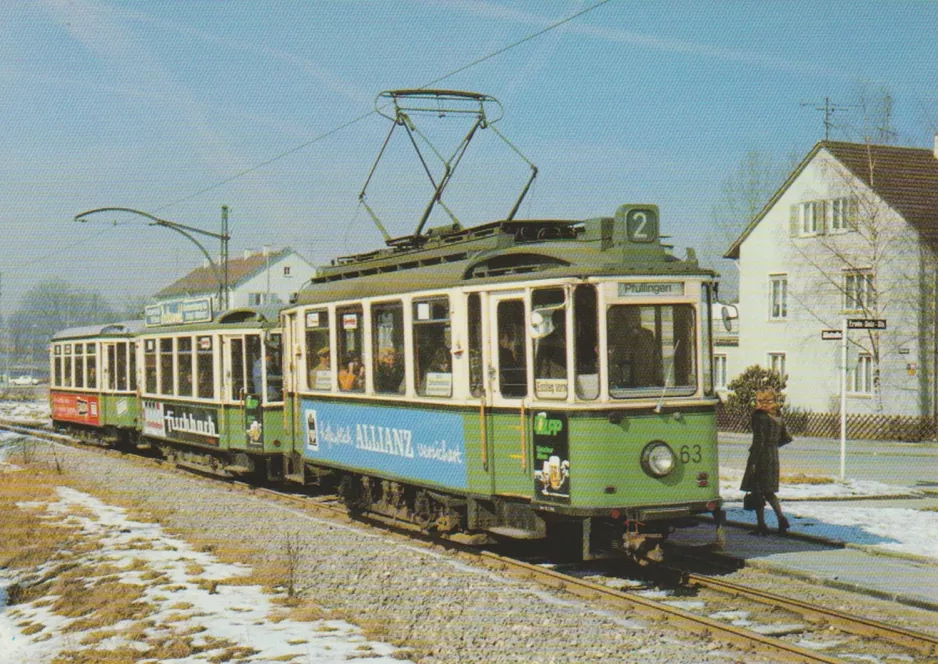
[160,338,174,395]
[64,344,72,387]
[246,335,262,396]
[230,338,245,399]
[305,310,332,391]
[129,342,137,391]
[196,336,214,399]
[53,345,62,387]
[177,337,193,397]
[607,304,697,398]
[574,285,599,400]
[116,343,128,391]
[337,306,364,393]
[497,300,527,398]
[414,298,451,397]
[107,345,117,390]
[532,288,567,400]
[468,294,483,398]
[87,344,97,389]
[266,333,283,402]
[144,340,157,393]
[372,302,404,395]
[74,344,85,389]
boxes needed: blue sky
[2,1,936,314]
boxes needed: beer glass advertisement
[533,411,570,502]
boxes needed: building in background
[725,139,938,417]
[153,247,317,315]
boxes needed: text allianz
[319,422,462,464]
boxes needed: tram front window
[606,304,696,399]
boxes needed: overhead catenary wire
[153,0,616,213]
[9,1,614,278]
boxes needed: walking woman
[740,388,792,535]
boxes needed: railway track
[4,418,938,663]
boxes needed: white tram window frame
[413,296,452,398]
[371,299,406,397]
[87,342,98,390]
[304,308,333,392]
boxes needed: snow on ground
[0,397,49,424]
[0,486,413,663]
[721,469,938,561]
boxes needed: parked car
[9,375,39,386]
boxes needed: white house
[153,247,317,315]
[725,139,938,417]
[712,301,740,400]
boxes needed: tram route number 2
[679,444,702,464]
[625,209,658,243]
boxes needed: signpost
[822,319,887,480]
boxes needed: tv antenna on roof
[800,97,854,141]
[359,89,538,249]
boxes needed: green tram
[279,204,721,560]
[50,321,144,445]
[130,307,287,476]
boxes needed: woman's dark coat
[740,410,791,495]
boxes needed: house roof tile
[725,140,938,258]
[155,248,292,298]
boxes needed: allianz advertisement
[301,400,467,489]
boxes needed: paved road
[720,432,938,489]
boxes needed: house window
[850,353,873,394]
[283,266,292,277]
[830,197,857,232]
[768,352,786,378]
[769,275,788,320]
[844,270,874,312]
[248,293,268,306]
[714,354,728,390]
[799,201,825,235]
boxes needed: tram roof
[295,214,712,306]
[136,306,281,335]
[52,320,145,341]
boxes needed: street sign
[847,318,887,330]
[821,329,843,340]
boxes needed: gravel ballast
[34,440,776,663]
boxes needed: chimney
[262,244,271,257]
[243,249,252,260]
[934,133,938,159]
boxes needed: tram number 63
[679,445,702,464]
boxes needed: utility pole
[221,205,230,312]
[801,97,852,141]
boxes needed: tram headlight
[641,441,676,478]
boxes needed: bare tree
[709,150,787,301]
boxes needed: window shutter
[789,205,799,236]
[848,197,859,230]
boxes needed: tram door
[488,293,532,497]
[225,333,264,451]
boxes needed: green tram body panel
[98,392,140,430]
[290,397,718,518]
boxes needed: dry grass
[0,469,79,571]
[780,472,835,485]
[55,577,153,632]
